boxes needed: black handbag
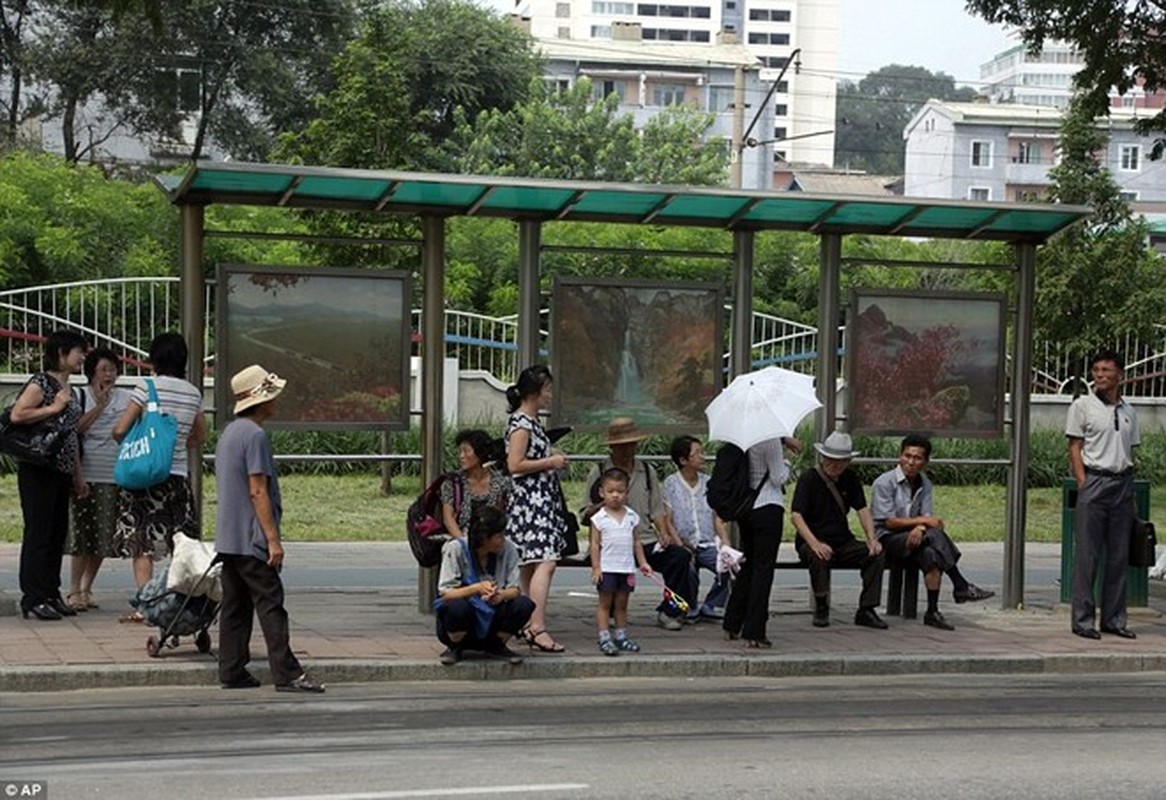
[1129,518,1157,568]
[556,482,580,558]
[0,404,68,468]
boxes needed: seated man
[662,435,729,621]
[870,434,995,632]
[790,431,888,630]
[584,418,697,631]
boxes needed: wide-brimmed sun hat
[813,431,861,460]
[231,364,286,415]
[604,417,647,446]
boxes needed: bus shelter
[158,163,1089,610]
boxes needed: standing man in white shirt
[1066,349,1140,641]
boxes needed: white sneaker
[657,611,682,631]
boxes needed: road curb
[4,650,1164,693]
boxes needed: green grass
[4,474,1163,544]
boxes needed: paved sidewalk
[1,543,1163,692]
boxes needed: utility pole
[730,65,745,189]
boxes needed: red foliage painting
[847,291,1005,438]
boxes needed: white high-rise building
[519,0,837,171]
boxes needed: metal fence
[2,277,1164,396]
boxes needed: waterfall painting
[550,277,722,432]
[846,288,1006,438]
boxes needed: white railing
[3,278,1164,396]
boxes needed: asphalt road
[3,673,1164,799]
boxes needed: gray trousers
[1071,473,1135,632]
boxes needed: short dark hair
[148,332,189,378]
[83,347,120,381]
[505,364,553,413]
[1089,348,1125,372]
[900,433,932,459]
[42,329,88,372]
[600,467,629,488]
[468,505,507,551]
[455,428,494,464]
[669,435,700,467]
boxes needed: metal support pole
[730,229,754,379]
[815,234,842,441]
[1004,242,1036,610]
[179,204,205,516]
[517,220,542,369]
[418,215,446,612]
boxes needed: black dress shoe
[953,584,995,604]
[923,610,954,631]
[1101,626,1137,640]
[22,602,62,621]
[221,672,261,689]
[813,606,830,628]
[854,608,889,630]
[48,597,78,617]
[1072,627,1101,640]
[275,673,326,694]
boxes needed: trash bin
[1060,478,1149,606]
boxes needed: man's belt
[1084,466,1134,478]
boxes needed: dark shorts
[597,572,636,594]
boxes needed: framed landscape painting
[215,265,412,430]
[550,277,722,433]
[847,289,1006,438]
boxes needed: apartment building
[904,100,1166,206]
[520,0,837,170]
[537,34,774,188]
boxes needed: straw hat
[231,365,286,415]
[604,417,647,446]
[813,431,860,460]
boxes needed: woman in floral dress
[504,365,569,653]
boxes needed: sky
[836,0,1015,88]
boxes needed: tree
[453,78,728,185]
[835,64,977,175]
[968,1,1166,156]
[1033,93,1166,386]
[0,0,45,147]
[277,0,538,173]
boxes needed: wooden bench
[775,558,919,619]
[562,553,920,619]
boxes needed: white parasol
[704,366,821,451]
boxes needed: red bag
[406,473,463,568]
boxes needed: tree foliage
[277,0,538,173]
[968,0,1166,157]
[835,64,976,174]
[453,78,728,185]
[1033,93,1166,380]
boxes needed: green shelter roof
[158,162,1089,243]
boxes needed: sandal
[119,611,145,624]
[521,627,565,653]
[66,592,88,612]
[84,591,99,610]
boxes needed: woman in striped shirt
[112,333,206,591]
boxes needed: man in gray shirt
[1066,349,1140,640]
[215,365,323,693]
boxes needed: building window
[771,9,790,21]
[638,3,657,13]
[767,56,789,69]
[970,140,993,168]
[1119,190,1140,202]
[652,82,687,106]
[774,103,787,117]
[770,33,790,45]
[155,68,201,114]
[1120,144,1141,171]
[557,26,570,38]
[592,0,634,12]
[590,24,612,37]
[969,187,991,202]
[1015,142,1039,164]
[773,126,787,140]
[692,30,709,41]
[591,79,627,101]
[545,78,571,94]
[748,8,767,20]
[708,86,734,111]
[642,27,657,38]
[774,80,788,94]
[725,1,735,7]
[748,32,766,44]
[556,2,570,16]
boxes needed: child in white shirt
[589,468,653,656]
